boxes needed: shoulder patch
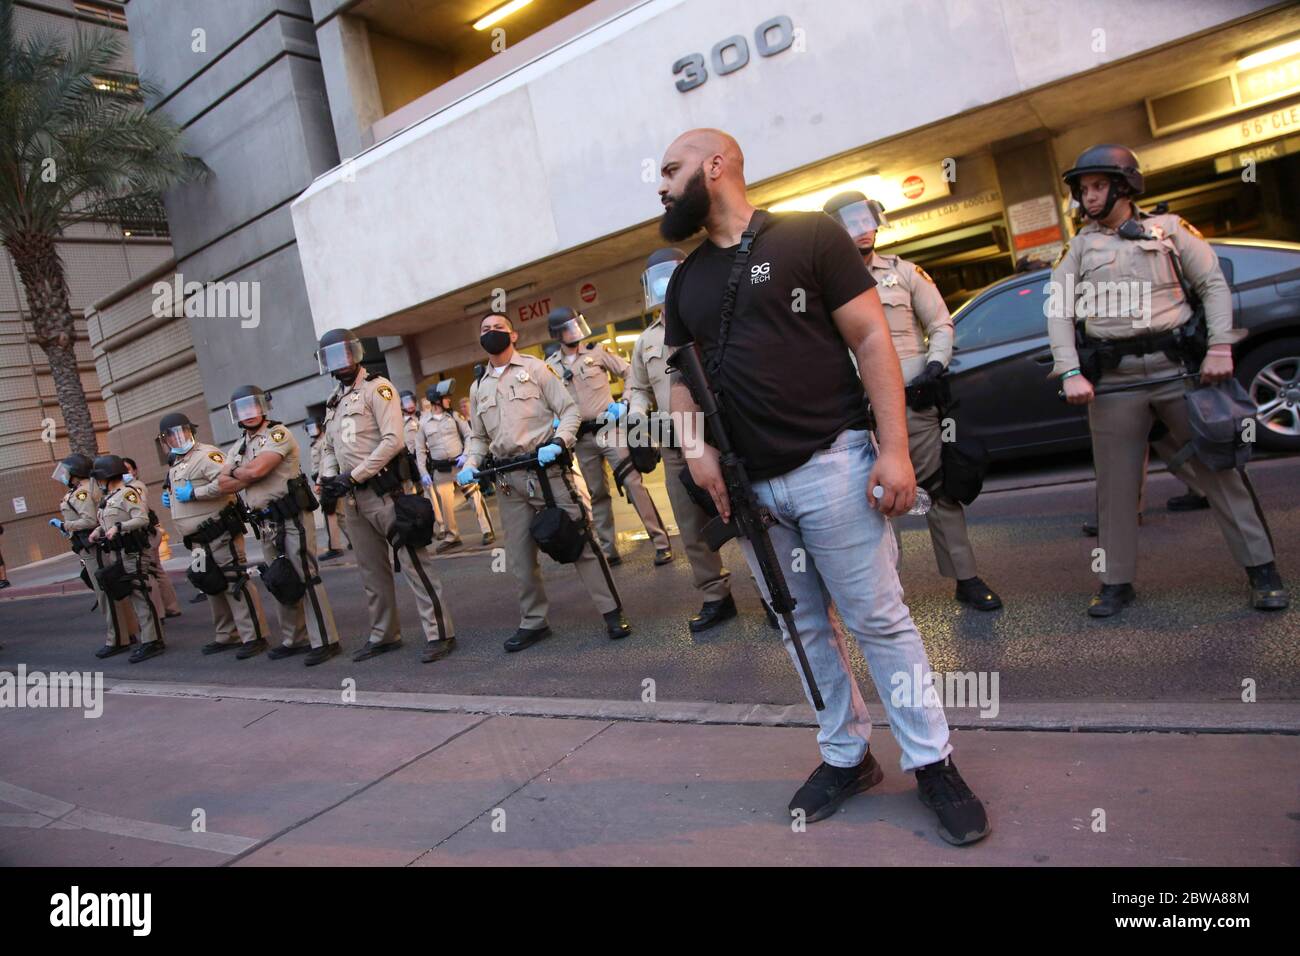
[1178,217,1204,241]
[124,489,140,504]
[270,428,288,443]
[1052,242,1070,269]
[75,490,88,501]
[913,265,935,285]
[377,385,394,401]
[209,451,225,464]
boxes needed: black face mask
[480,330,512,355]
[660,167,711,242]
[333,365,360,386]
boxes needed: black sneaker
[1247,561,1289,611]
[268,642,310,660]
[235,637,268,660]
[915,756,990,846]
[95,643,131,660]
[305,643,341,667]
[129,640,165,664]
[789,752,884,823]
[955,576,1003,611]
[352,639,402,662]
[1088,583,1135,617]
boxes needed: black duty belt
[576,420,604,439]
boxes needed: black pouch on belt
[186,543,229,595]
[95,556,134,601]
[259,555,305,605]
[529,466,586,564]
[388,493,436,549]
[940,434,990,506]
[288,475,319,513]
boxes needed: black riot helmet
[547,306,592,346]
[51,453,94,486]
[426,378,455,406]
[642,248,686,311]
[1062,145,1144,220]
[228,384,272,428]
[822,190,888,248]
[157,411,199,462]
[315,328,365,377]
[91,454,128,482]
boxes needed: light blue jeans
[738,428,952,771]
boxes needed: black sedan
[946,238,1300,460]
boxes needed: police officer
[87,454,165,663]
[219,386,342,666]
[399,389,427,497]
[459,312,630,650]
[1050,144,1288,615]
[315,328,456,663]
[544,305,672,566]
[417,380,495,549]
[50,453,140,657]
[159,411,271,656]
[628,248,738,631]
[123,456,181,619]
[306,414,348,559]
[824,191,1003,611]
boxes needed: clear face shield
[642,261,680,312]
[552,313,592,346]
[401,396,418,416]
[228,393,271,426]
[159,425,195,460]
[305,421,320,439]
[51,462,74,486]
[315,338,365,375]
[830,199,888,244]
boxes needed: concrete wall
[291,0,1274,337]
[125,0,343,449]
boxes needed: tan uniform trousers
[89,546,139,646]
[147,527,180,615]
[342,484,453,646]
[429,469,493,541]
[575,431,670,556]
[660,445,731,601]
[904,404,978,581]
[495,462,620,629]
[1089,352,1274,585]
[263,515,340,650]
[202,530,270,646]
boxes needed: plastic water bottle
[873,485,931,516]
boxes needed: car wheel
[1236,336,1300,453]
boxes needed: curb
[103,680,1300,734]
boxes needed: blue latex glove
[605,401,625,421]
[173,480,195,503]
[49,518,64,531]
[551,417,560,428]
[421,474,433,488]
[455,454,466,470]
[456,466,478,486]
[160,489,171,508]
[537,443,562,465]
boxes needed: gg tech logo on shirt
[751,261,772,283]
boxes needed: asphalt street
[3,456,1296,707]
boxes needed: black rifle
[666,344,824,710]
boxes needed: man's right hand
[686,444,730,522]
[1063,374,1094,405]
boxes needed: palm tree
[0,0,204,456]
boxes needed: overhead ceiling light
[1237,36,1300,71]
[473,0,534,31]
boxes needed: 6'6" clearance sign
[672,15,799,94]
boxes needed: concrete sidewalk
[0,689,1294,866]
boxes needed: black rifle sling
[706,209,770,382]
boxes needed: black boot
[915,756,990,846]
[268,642,310,660]
[504,626,550,653]
[788,751,883,823]
[1088,583,1136,617]
[235,637,268,660]
[603,609,631,639]
[689,595,737,633]
[1246,562,1289,611]
[955,576,1003,611]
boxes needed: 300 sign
[672,15,796,94]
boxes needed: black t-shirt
[664,211,875,480]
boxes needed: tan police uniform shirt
[1047,210,1240,377]
[318,367,403,482]
[99,484,150,536]
[546,343,627,421]
[867,252,953,384]
[227,422,301,511]
[627,317,672,417]
[308,434,324,481]
[60,481,99,533]
[416,411,469,476]
[403,414,421,457]
[463,351,581,469]
[168,443,235,537]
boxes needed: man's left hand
[173,480,195,503]
[1200,349,1234,384]
[216,474,242,495]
